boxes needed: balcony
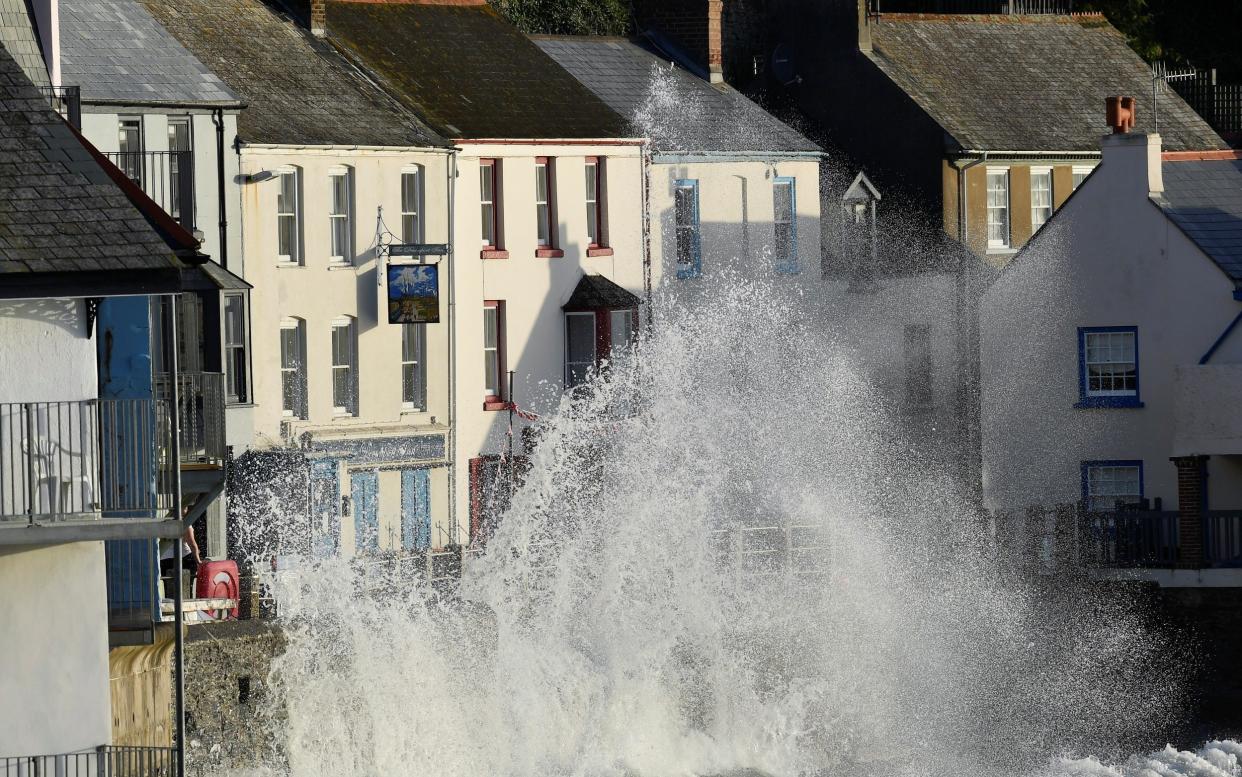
[1,746,174,777]
[37,84,82,130]
[1173,364,1242,456]
[104,150,196,233]
[154,372,225,468]
[0,399,177,540]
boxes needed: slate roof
[0,44,182,282]
[534,35,820,154]
[139,0,445,147]
[1155,155,1242,283]
[324,1,629,140]
[59,0,239,106]
[562,274,641,311]
[0,0,48,88]
[867,13,1226,153]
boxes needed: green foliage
[1080,0,1242,81]
[489,0,631,36]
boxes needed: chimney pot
[1106,95,1137,134]
[707,0,723,83]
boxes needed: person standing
[160,526,201,600]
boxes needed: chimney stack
[311,0,326,37]
[1106,95,1136,134]
[707,0,723,84]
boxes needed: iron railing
[1205,512,1242,567]
[154,372,225,466]
[0,400,176,525]
[1,745,174,777]
[1081,510,1179,568]
[37,84,82,130]
[103,150,195,232]
[709,524,831,576]
[871,0,1074,12]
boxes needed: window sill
[400,407,427,415]
[535,248,564,258]
[276,262,304,269]
[226,402,257,409]
[327,262,354,271]
[986,247,1018,256]
[483,399,509,412]
[1075,397,1145,409]
[481,249,509,260]
[332,411,358,418]
[586,246,614,257]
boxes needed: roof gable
[867,14,1226,153]
[138,0,445,148]
[324,2,628,140]
[60,0,239,105]
[563,274,641,310]
[533,35,820,154]
[1155,155,1242,284]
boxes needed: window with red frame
[564,306,637,388]
[468,453,529,546]
[480,159,500,248]
[483,301,505,406]
[585,157,604,247]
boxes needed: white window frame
[609,309,634,361]
[480,159,498,248]
[223,292,249,404]
[1082,329,1138,398]
[276,166,301,265]
[400,166,422,244]
[1030,166,1053,232]
[328,166,353,265]
[986,167,1010,250]
[280,318,305,418]
[1084,463,1143,512]
[483,302,503,400]
[535,157,553,247]
[585,157,603,247]
[1072,165,1095,191]
[565,312,596,389]
[331,317,357,416]
[401,323,425,411]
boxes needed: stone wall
[183,619,287,775]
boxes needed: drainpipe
[212,109,228,269]
[446,147,458,544]
[641,145,653,323]
[167,297,185,777]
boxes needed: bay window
[223,293,249,404]
[565,312,596,388]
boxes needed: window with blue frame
[1077,326,1143,407]
[1082,460,1143,511]
[773,177,798,273]
[351,469,379,554]
[674,179,701,279]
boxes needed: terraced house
[144,0,457,557]
[319,0,648,545]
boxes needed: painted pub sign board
[387,263,440,324]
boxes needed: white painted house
[981,106,1242,576]
[325,0,648,546]
[143,0,458,557]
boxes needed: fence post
[24,404,35,522]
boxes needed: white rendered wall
[0,299,94,401]
[240,146,453,548]
[0,542,112,755]
[980,133,1242,512]
[648,157,822,283]
[451,143,646,545]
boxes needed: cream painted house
[145,0,459,557]
[324,0,649,545]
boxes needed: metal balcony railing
[0,400,176,525]
[103,150,196,232]
[1,745,175,777]
[154,372,225,466]
[37,84,82,130]
[871,0,1074,11]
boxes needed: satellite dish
[770,42,799,86]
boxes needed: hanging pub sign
[387,263,440,324]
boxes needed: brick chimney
[311,0,326,37]
[1100,96,1163,196]
[707,0,723,83]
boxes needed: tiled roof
[534,35,821,154]
[1155,155,1242,283]
[867,14,1226,153]
[562,273,641,310]
[324,1,629,140]
[0,44,182,279]
[139,0,446,147]
[0,0,48,88]
[59,0,239,105]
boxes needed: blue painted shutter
[351,470,379,553]
[401,469,432,551]
[310,459,341,558]
[692,181,702,277]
